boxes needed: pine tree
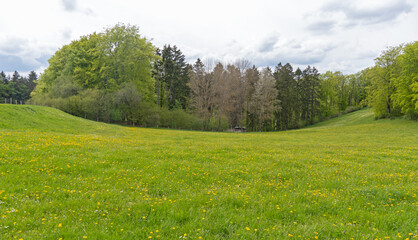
[160,45,190,109]
[300,66,321,123]
[274,63,297,130]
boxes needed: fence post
[10,98,12,104]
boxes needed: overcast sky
[0,0,417,75]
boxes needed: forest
[3,24,416,131]
[0,71,37,104]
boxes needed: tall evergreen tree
[27,71,38,95]
[153,48,165,108]
[274,62,297,130]
[160,45,190,109]
[299,66,321,123]
[0,71,8,99]
[1,71,7,84]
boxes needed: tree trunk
[157,81,161,107]
[218,108,222,131]
[165,84,168,109]
[240,107,243,129]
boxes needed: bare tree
[244,66,259,130]
[213,62,228,130]
[225,64,242,128]
[234,59,251,129]
[189,59,214,129]
[251,68,279,131]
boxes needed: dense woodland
[3,24,416,131]
[0,71,37,104]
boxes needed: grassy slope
[0,105,417,239]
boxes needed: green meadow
[0,105,417,239]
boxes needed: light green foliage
[365,41,418,120]
[31,24,158,110]
[71,33,103,89]
[320,70,369,119]
[368,45,403,119]
[320,71,341,117]
[101,24,158,100]
[0,105,416,239]
[392,42,418,119]
[30,24,161,125]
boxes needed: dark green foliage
[18,23,415,131]
[274,63,298,130]
[0,70,37,103]
[153,45,191,109]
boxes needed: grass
[0,104,417,239]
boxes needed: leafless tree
[251,68,279,131]
[189,59,214,129]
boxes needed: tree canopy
[22,24,417,130]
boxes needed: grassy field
[0,105,417,239]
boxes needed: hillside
[0,105,417,239]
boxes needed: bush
[159,109,203,130]
[344,106,361,114]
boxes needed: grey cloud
[36,54,51,66]
[323,0,413,26]
[347,3,412,24]
[286,54,325,65]
[62,0,77,12]
[258,35,279,53]
[0,38,28,55]
[252,49,326,68]
[0,55,37,72]
[62,29,72,40]
[61,0,94,15]
[307,20,336,34]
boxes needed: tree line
[27,24,416,131]
[0,71,38,103]
[363,42,417,120]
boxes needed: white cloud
[0,0,417,74]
